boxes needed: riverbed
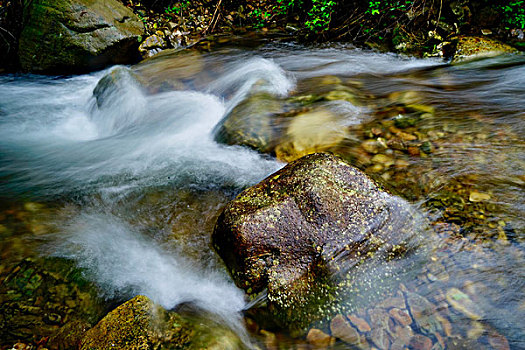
[0,38,523,349]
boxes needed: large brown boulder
[213,153,425,328]
[18,0,144,73]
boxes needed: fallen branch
[203,0,222,35]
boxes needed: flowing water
[0,38,524,349]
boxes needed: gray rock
[92,66,143,108]
[214,91,282,153]
[18,0,144,73]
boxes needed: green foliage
[365,0,413,16]
[275,0,298,16]
[247,8,269,28]
[165,1,190,18]
[246,0,298,29]
[136,12,147,24]
[305,0,336,32]
[501,0,525,29]
[245,0,335,33]
[366,1,381,15]
[358,0,416,40]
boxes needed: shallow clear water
[0,40,524,349]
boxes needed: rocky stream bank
[1,0,524,73]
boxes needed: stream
[0,38,524,349]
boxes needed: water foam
[0,66,283,196]
[55,210,248,332]
[208,57,295,98]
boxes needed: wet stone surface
[214,153,428,330]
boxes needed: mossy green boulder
[80,295,193,349]
[451,36,518,64]
[81,295,244,350]
[18,0,144,73]
[213,153,425,329]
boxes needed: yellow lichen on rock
[452,36,518,64]
[80,295,193,349]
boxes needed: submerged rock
[409,334,433,350]
[446,288,482,320]
[306,328,335,347]
[18,0,144,73]
[132,49,206,93]
[135,49,204,81]
[348,314,372,333]
[92,66,143,108]
[274,109,348,162]
[214,91,283,153]
[213,80,363,160]
[0,258,107,348]
[406,291,443,336]
[468,191,491,202]
[213,153,425,329]
[330,314,367,347]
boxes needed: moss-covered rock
[81,295,243,350]
[18,0,144,73]
[213,153,425,329]
[451,36,518,64]
[80,295,193,349]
